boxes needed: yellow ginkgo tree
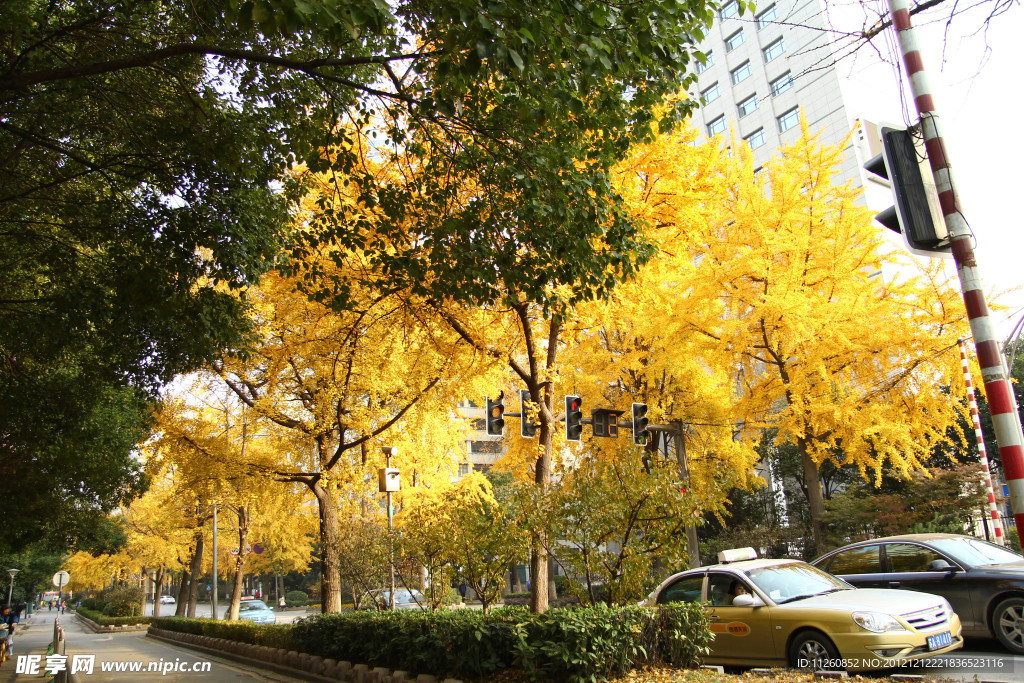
[608,113,970,554]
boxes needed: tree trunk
[174,569,189,617]
[800,438,826,557]
[152,567,166,618]
[529,420,554,613]
[228,506,250,620]
[311,479,343,613]
[186,532,204,618]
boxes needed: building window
[707,115,726,137]
[696,51,714,74]
[770,72,794,96]
[738,94,759,117]
[777,107,799,132]
[701,82,721,103]
[725,29,745,52]
[458,462,470,477]
[470,440,503,454]
[721,0,740,19]
[730,61,752,85]
[745,128,767,149]
[756,5,777,28]
[763,38,785,62]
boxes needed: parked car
[645,547,962,670]
[158,595,175,604]
[236,598,277,624]
[812,532,1024,654]
[358,588,427,610]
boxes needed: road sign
[52,571,70,588]
[252,543,264,555]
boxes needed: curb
[147,627,463,683]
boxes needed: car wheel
[993,597,1024,655]
[789,630,841,670]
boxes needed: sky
[829,1,1024,341]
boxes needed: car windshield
[929,537,1024,567]
[240,600,268,611]
[745,562,851,604]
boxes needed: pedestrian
[48,600,53,612]
[1,604,19,660]
[60,600,65,614]
[458,582,467,602]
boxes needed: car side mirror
[731,594,759,607]
[930,559,956,573]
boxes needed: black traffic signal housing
[521,389,538,438]
[863,125,950,256]
[632,402,649,445]
[565,396,583,442]
[485,396,505,436]
[591,409,622,438]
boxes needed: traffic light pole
[886,0,1024,546]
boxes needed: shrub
[290,603,710,681]
[77,607,152,627]
[151,618,295,650]
[151,603,710,682]
[80,597,103,612]
[284,590,308,607]
[101,586,145,617]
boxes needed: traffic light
[565,395,583,442]
[632,402,649,445]
[863,125,950,256]
[485,396,505,436]
[521,389,538,438]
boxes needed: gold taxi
[645,548,963,670]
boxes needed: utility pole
[886,0,1024,546]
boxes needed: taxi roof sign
[717,547,758,564]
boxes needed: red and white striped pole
[959,338,1005,544]
[887,0,1024,546]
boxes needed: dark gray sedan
[812,533,1024,654]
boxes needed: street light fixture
[6,568,19,608]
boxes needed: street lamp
[6,568,19,608]
[379,447,401,609]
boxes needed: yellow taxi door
[706,572,778,663]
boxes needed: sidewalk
[0,609,65,682]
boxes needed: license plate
[927,630,952,650]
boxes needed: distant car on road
[358,588,427,611]
[159,595,175,604]
[645,547,962,670]
[237,599,276,624]
[813,533,1024,654]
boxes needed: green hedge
[151,604,710,683]
[284,590,308,607]
[151,617,295,651]
[78,607,153,627]
[290,603,710,682]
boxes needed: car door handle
[889,581,901,588]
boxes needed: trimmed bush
[152,603,710,682]
[101,585,144,617]
[284,590,308,607]
[290,603,709,682]
[78,607,153,627]
[151,617,295,650]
